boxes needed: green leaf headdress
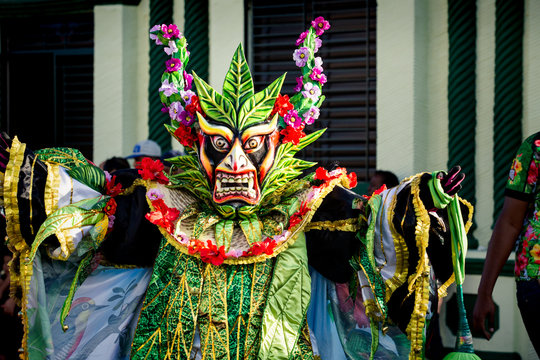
[149,19,331,213]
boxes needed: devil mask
[150,21,330,218]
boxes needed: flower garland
[277,16,331,144]
[141,165,357,266]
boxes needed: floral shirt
[507,132,540,280]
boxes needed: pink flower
[184,71,193,90]
[169,101,184,121]
[225,249,243,258]
[303,106,320,125]
[296,30,308,46]
[527,161,538,185]
[146,188,164,201]
[164,40,178,55]
[310,68,327,85]
[283,110,303,128]
[165,58,182,73]
[159,79,178,97]
[294,76,303,92]
[178,110,195,126]
[535,139,540,147]
[161,24,181,39]
[314,38,322,53]
[311,17,330,36]
[293,47,310,67]
[302,82,321,101]
[314,57,323,71]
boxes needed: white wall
[94,2,150,164]
[208,0,244,90]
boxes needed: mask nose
[223,140,248,171]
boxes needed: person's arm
[472,196,529,339]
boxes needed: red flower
[347,172,358,188]
[174,124,198,148]
[186,95,205,117]
[145,198,180,233]
[362,184,387,200]
[534,139,540,148]
[280,125,306,145]
[527,161,538,185]
[315,167,330,181]
[272,94,294,117]
[243,238,277,256]
[103,198,117,216]
[289,201,310,230]
[199,240,226,266]
[105,175,123,197]
[137,158,169,184]
[188,238,204,255]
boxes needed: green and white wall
[92,0,540,357]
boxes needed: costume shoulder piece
[141,23,356,265]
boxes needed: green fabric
[258,232,312,360]
[132,238,278,359]
[131,239,204,359]
[35,147,90,170]
[428,173,453,209]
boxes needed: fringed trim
[385,186,409,302]
[44,162,60,216]
[304,218,358,232]
[406,261,431,360]
[405,174,432,359]
[3,137,31,360]
[150,173,352,265]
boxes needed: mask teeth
[214,172,257,200]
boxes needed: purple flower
[225,249,243,258]
[302,82,321,101]
[149,25,162,44]
[159,79,179,97]
[283,110,303,129]
[294,76,303,92]
[175,231,189,245]
[314,57,323,71]
[108,214,115,229]
[293,47,310,67]
[180,90,196,104]
[147,188,164,201]
[178,110,195,126]
[314,38,322,53]
[184,71,193,90]
[104,170,112,183]
[296,30,308,46]
[166,58,182,73]
[169,101,184,121]
[311,17,330,36]
[161,104,169,113]
[310,68,327,85]
[303,106,320,125]
[162,24,181,39]
[164,40,178,55]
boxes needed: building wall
[93,0,244,163]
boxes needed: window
[0,13,94,159]
[248,0,376,181]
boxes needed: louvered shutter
[248,0,377,181]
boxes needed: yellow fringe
[304,218,359,232]
[3,137,31,360]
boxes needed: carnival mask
[150,20,330,218]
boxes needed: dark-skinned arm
[472,196,529,339]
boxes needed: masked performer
[1,19,475,360]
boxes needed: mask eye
[243,136,264,152]
[211,136,230,152]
